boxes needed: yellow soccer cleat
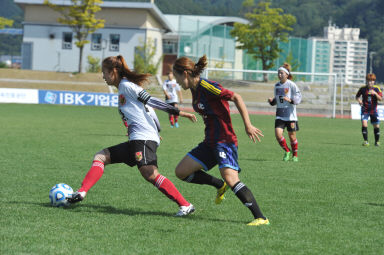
[247,218,270,226]
[215,182,229,204]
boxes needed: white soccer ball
[49,183,73,207]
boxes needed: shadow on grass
[365,202,384,207]
[80,133,126,137]
[9,201,246,224]
[321,142,356,146]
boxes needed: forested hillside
[1,0,383,81]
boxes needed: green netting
[177,16,236,65]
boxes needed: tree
[0,17,14,29]
[230,0,296,81]
[44,0,105,73]
[134,38,163,75]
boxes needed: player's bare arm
[231,92,263,142]
[179,111,197,122]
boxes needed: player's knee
[93,149,110,164]
[175,167,184,179]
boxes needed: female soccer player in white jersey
[162,71,183,128]
[67,55,197,217]
[268,63,302,162]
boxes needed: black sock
[362,127,368,141]
[183,170,224,189]
[374,128,380,143]
[232,181,265,219]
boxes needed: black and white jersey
[273,80,302,121]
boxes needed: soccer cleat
[292,156,298,162]
[66,191,86,204]
[175,122,179,128]
[215,182,229,204]
[362,141,369,147]
[170,125,174,128]
[175,204,195,217]
[247,218,270,226]
[283,151,291,161]
[375,142,380,147]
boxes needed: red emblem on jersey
[119,94,126,105]
[284,88,289,94]
[135,151,142,161]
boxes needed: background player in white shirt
[268,63,302,162]
[162,71,183,127]
[68,55,197,216]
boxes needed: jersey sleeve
[200,79,234,100]
[356,87,363,98]
[290,82,302,105]
[374,86,382,97]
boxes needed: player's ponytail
[192,55,207,77]
[102,55,150,86]
[173,55,207,78]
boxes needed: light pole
[369,51,376,74]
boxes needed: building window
[110,34,120,51]
[91,34,102,51]
[62,32,72,49]
[163,41,178,54]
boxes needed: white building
[15,0,173,73]
[324,24,368,84]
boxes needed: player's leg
[175,155,224,189]
[275,123,290,161]
[67,148,111,203]
[175,143,227,203]
[287,121,299,161]
[372,113,380,146]
[139,165,194,216]
[174,103,179,127]
[169,113,174,127]
[220,167,269,226]
[361,114,369,146]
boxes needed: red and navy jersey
[356,85,382,114]
[191,78,237,146]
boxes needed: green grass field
[1,103,383,254]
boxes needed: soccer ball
[49,183,73,207]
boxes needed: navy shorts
[361,112,380,124]
[108,140,158,168]
[275,119,299,132]
[187,142,241,172]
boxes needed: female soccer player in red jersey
[68,55,197,216]
[356,73,382,146]
[268,63,302,162]
[172,55,269,226]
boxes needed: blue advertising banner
[38,90,118,107]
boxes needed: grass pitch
[1,103,383,254]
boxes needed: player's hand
[180,111,197,122]
[283,96,292,103]
[267,98,273,103]
[245,125,263,143]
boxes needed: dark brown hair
[102,55,150,86]
[173,55,207,77]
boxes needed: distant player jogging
[172,55,269,226]
[355,73,382,146]
[268,63,302,162]
[162,71,183,128]
[68,55,197,217]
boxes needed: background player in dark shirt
[355,73,382,146]
[172,55,269,226]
